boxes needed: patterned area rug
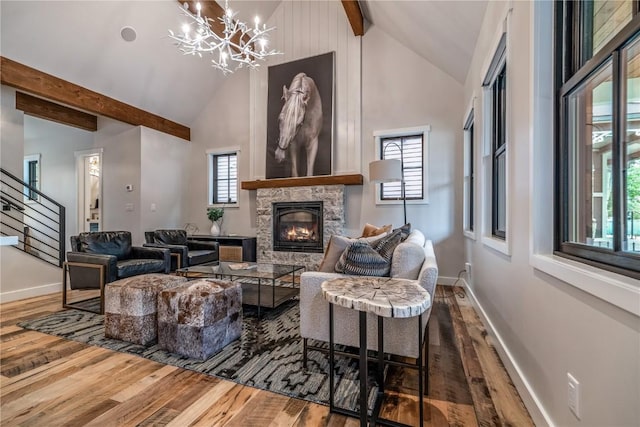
[17,300,377,412]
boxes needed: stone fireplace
[257,185,345,270]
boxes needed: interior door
[76,150,102,233]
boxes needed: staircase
[1,168,65,267]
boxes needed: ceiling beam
[16,92,98,132]
[341,0,364,36]
[178,1,227,38]
[0,57,190,141]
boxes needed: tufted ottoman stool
[104,274,188,345]
[157,279,242,360]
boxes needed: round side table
[322,276,431,427]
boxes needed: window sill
[464,230,476,241]
[482,235,510,256]
[530,254,640,317]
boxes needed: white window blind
[211,153,237,204]
[380,135,424,200]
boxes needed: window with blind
[209,152,238,205]
[373,126,430,205]
[555,0,640,278]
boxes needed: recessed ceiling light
[120,26,137,42]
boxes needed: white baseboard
[461,279,554,427]
[437,275,464,286]
[0,282,60,303]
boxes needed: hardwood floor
[0,286,533,426]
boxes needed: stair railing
[1,167,65,267]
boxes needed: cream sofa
[299,229,438,361]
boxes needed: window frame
[555,0,640,278]
[531,0,639,318]
[23,154,41,203]
[373,126,431,206]
[207,149,239,207]
[464,106,476,238]
[491,64,507,239]
[481,29,510,255]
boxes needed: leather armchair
[144,229,219,270]
[63,231,171,314]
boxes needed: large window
[373,126,430,205]
[483,34,508,242]
[209,151,238,205]
[556,1,640,277]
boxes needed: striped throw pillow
[334,241,391,277]
[373,229,403,262]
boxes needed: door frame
[74,148,103,233]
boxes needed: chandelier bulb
[182,24,190,36]
[254,16,260,29]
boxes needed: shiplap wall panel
[250,0,362,179]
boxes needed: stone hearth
[257,185,345,270]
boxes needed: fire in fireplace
[273,201,323,253]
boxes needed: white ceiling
[1,1,486,128]
[363,0,487,84]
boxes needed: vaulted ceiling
[0,1,486,129]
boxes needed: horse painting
[274,72,323,177]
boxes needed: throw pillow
[393,223,412,241]
[372,229,403,262]
[360,223,392,238]
[317,234,387,272]
[390,242,426,280]
[334,241,391,276]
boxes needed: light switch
[150,203,156,212]
[125,203,134,211]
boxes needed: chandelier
[168,0,281,74]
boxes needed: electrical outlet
[464,262,472,275]
[567,373,580,419]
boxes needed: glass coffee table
[176,261,304,318]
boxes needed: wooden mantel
[241,174,363,190]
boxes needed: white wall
[185,2,465,280]
[0,247,61,302]
[23,115,95,249]
[186,70,252,235]
[250,0,362,178]
[463,2,640,426]
[0,87,23,175]
[100,125,143,244]
[360,25,465,278]
[140,126,190,233]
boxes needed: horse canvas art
[275,73,323,177]
[266,53,334,179]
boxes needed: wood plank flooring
[0,286,533,426]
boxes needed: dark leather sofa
[63,231,171,313]
[144,229,219,270]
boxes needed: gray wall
[463,1,640,426]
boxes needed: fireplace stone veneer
[257,185,345,270]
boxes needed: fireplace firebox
[273,202,323,253]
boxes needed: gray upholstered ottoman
[104,274,188,345]
[157,279,242,360]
